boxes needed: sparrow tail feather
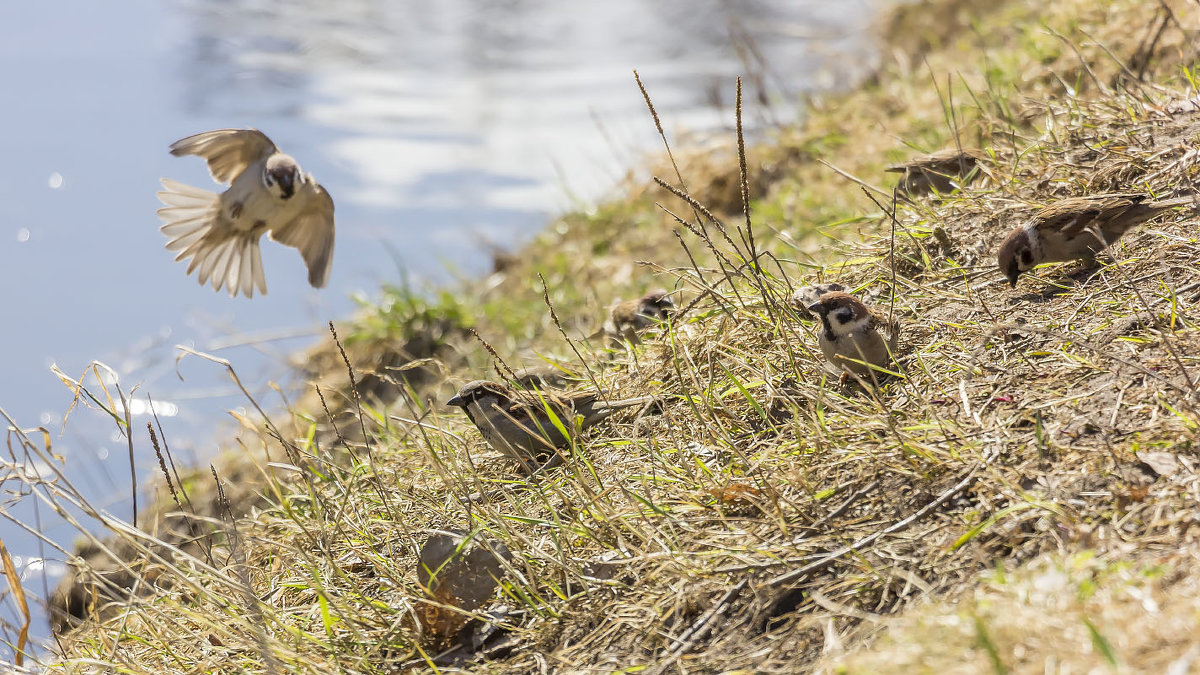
[1148,195,1196,210]
[157,179,266,298]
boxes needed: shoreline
[33,0,1200,671]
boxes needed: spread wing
[268,180,336,288]
[169,129,278,184]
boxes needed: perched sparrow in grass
[887,148,984,196]
[806,291,899,380]
[997,193,1193,288]
[158,129,336,298]
[447,380,655,471]
[604,289,675,343]
[791,282,846,320]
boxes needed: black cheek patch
[823,326,836,342]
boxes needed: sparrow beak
[446,394,466,408]
[1006,270,1020,289]
[806,302,825,315]
[278,172,295,199]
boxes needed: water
[0,0,880,645]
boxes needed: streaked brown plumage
[997,193,1193,287]
[887,148,985,196]
[446,380,654,471]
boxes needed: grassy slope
[35,0,1200,672]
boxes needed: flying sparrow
[446,380,655,471]
[997,193,1193,288]
[806,291,899,380]
[887,148,985,196]
[157,128,336,298]
[604,289,675,344]
[790,282,846,320]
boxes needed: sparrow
[886,148,985,196]
[446,380,655,471]
[790,282,846,320]
[806,291,899,380]
[604,289,675,344]
[157,128,336,298]
[997,193,1193,288]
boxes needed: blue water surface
[0,0,878,647]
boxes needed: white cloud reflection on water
[0,0,880,644]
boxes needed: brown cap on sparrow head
[158,128,336,298]
[997,192,1193,288]
[806,291,900,380]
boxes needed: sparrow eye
[1019,250,1032,266]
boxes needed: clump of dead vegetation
[2,0,1199,673]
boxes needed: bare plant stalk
[211,466,281,675]
[538,274,606,401]
[0,539,29,667]
[329,321,373,458]
[736,78,756,269]
[634,70,703,229]
[469,328,518,384]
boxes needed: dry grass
[4,0,1200,672]
[825,550,1200,673]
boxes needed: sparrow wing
[869,309,902,352]
[1039,194,1141,238]
[581,393,658,426]
[886,148,978,174]
[169,129,278,185]
[520,389,608,429]
[1037,201,1101,238]
[927,148,979,169]
[502,395,574,448]
[269,180,336,288]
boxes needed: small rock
[415,530,512,648]
[1136,451,1180,478]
